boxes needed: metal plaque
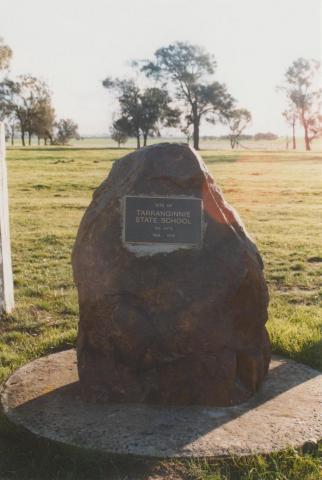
[123,196,202,245]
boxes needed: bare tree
[4,115,19,146]
[279,58,322,151]
[282,105,298,149]
[54,118,79,145]
[180,113,193,143]
[224,108,252,149]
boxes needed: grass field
[0,144,321,479]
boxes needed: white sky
[1,0,321,136]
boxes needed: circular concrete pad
[1,350,321,458]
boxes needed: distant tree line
[1,37,320,151]
[0,38,79,146]
[213,132,278,141]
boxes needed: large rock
[72,143,270,406]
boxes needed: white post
[0,122,14,313]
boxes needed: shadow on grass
[0,416,164,480]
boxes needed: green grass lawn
[0,145,321,479]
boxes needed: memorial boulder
[72,143,270,406]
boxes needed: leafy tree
[54,118,79,145]
[103,78,179,148]
[141,42,234,150]
[0,75,52,146]
[31,98,55,145]
[0,41,55,146]
[280,58,322,151]
[110,117,129,147]
[0,37,12,71]
[140,87,179,146]
[103,78,141,148]
[224,108,251,149]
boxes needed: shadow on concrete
[8,356,321,458]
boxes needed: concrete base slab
[1,350,321,458]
